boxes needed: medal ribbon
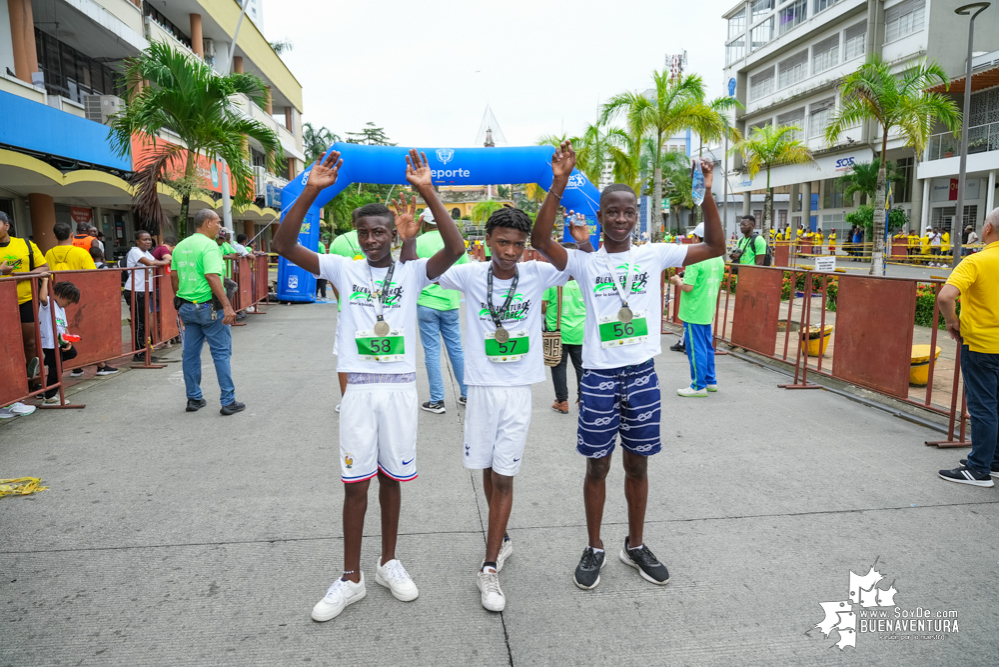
[486,265,520,330]
[601,247,636,309]
[367,261,397,323]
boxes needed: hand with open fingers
[392,192,420,241]
[699,158,715,189]
[569,218,591,245]
[551,141,576,179]
[405,149,434,191]
[307,149,343,191]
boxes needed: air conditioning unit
[84,95,124,125]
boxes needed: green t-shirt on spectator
[678,256,725,325]
[330,230,362,259]
[737,234,767,265]
[416,230,469,310]
[218,241,236,277]
[172,233,226,303]
[543,280,586,345]
[317,241,327,254]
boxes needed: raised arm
[272,149,343,276]
[530,141,576,271]
[682,159,726,266]
[402,149,464,279]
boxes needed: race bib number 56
[598,312,649,348]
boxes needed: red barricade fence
[2,259,273,411]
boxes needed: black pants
[43,345,77,398]
[124,291,147,352]
[552,343,584,403]
[316,278,328,297]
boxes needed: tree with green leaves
[471,201,505,224]
[658,149,695,234]
[731,123,814,237]
[539,124,635,189]
[346,122,396,146]
[600,72,725,236]
[825,55,960,274]
[836,160,903,204]
[303,123,340,164]
[109,41,281,238]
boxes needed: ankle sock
[482,561,498,571]
[628,543,644,551]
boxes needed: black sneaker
[573,546,606,590]
[186,398,207,412]
[220,401,246,416]
[421,400,446,414]
[457,396,467,406]
[69,369,84,378]
[939,465,994,487]
[960,459,999,478]
[669,342,685,353]
[95,365,119,376]
[619,537,670,585]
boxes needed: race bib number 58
[355,329,405,362]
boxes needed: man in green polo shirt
[416,208,468,413]
[171,209,242,416]
[543,242,586,414]
[671,223,725,397]
[731,214,767,266]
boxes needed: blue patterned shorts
[576,359,661,458]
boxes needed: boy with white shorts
[273,148,466,623]
[437,207,591,611]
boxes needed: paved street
[2,301,998,667]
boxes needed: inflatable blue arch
[276,143,602,302]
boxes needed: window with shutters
[812,35,839,75]
[750,67,776,101]
[779,0,807,35]
[809,98,835,137]
[885,0,925,43]
[932,205,977,228]
[754,209,764,222]
[778,50,808,89]
[843,22,866,60]
[778,209,788,227]
[777,108,806,141]
[751,17,775,50]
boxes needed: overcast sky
[266,0,731,148]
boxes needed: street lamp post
[951,2,991,267]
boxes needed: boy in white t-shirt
[272,148,466,624]
[37,281,81,405]
[437,207,591,612]
[531,142,727,590]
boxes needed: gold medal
[618,307,633,323]
[495,326,510,344]
[374,319,390,337]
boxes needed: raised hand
[699,157,715,189]
[392,192,420,241]
[404,149,433,191]
[551,141,576,180]
[306,149,343,192]
[569,216,591,245]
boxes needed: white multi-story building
[722,0,999,236]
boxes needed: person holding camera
[730,215,767,267]
[170,209,243,416]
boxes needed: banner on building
[69,207,93,226]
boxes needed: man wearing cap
[415,207,468,413]
[669,223,725,397]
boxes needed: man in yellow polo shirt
[937,207,999,487]
[44,222,97,271]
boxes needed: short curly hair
[354,203,395,226]
[485,207,532,236]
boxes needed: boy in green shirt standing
[670,223,725,397]
[543,243,586,414]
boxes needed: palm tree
[303,123,340,164]
[731,124,814,237]
[600,72,725,236]
[836,160,903,204]
[538,125,637,191]
[825,55,959,274]
[659,149,694,234]
[471,201,505,224]
[109,41,282,237]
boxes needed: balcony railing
[926,122,999,161]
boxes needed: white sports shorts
[463,385,532,476]
[339,382,418,483]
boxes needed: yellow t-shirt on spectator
[946,241,999,353]
[1,236,44,304]
[44,245,97,272]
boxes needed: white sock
[591,547,605,554]
[628,543,644,551]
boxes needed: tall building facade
[722,0,999,235]
[0,0,303,256]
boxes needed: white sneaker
[477,567,506,612]
[706,384,718,392]
[335,403,341,413]
[311,574,366,622]
[40,396,67,405]
[496,537,513,572]
[375,558,419,601]
[677,386,708,397]
[8,402,36,415]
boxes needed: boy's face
[597,191,638,244]
[356,216,396,263]
[486,227,527,271]
[54,295,73,309]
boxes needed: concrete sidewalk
[2,302,997,666]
